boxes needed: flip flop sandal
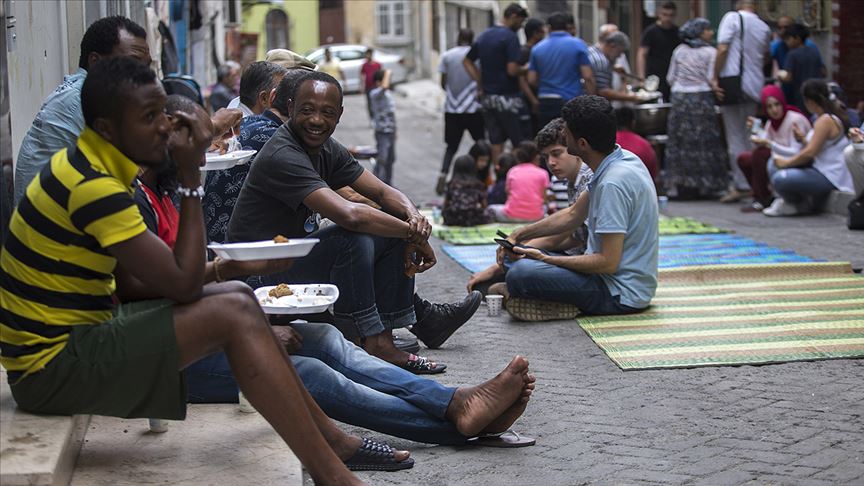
[468,430,536,448]
[344,437,415,472]
[403,354,447,374]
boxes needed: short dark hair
[524,18,545,38]
[294,70,344,104]
[547,12,573,31]
[457,28,474,45]
[165,93,202,114]
[660,1,677,11]
[615,106,635,130]
[782,23,810,41]
[503,3,528,18]
[561,95,617,153]
[514,141,539,163]
[216,64,234,83]
[81,57,157,127]
[495,152,517,180]
[535,118,567,150]
[239,61,288,107]
[78,16,146,69]
[373,69,386,83]
[271,69,309,114]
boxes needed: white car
[305,44,408,93]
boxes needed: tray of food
[255,283,339,314]
[204,149,257,171]
[207,236,319,261]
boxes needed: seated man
[468,118,593,294]
[496,95,659,321]
[130,95,537,447]
[1,57,387,483]
[228,71,480,372]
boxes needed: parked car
[304,44,408,93]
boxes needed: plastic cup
[238,392,256,413]
[486,295,503,317]
[148,418,168,433]
[658,196,669,214]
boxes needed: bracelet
[214,257,226,283]
[177,185,205,198]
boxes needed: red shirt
[361,61,382,92]
[139,182,180,249]
[616,130,658,180]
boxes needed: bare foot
[446,356,529,437]
[363,332,440,369]
[481,372,535,435]
[487,282,510,300]
[467,264,504,292]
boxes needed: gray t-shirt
[586,146,659,308]
[227,124,364,241]
[438,45,481,114]
[369,86,396,134]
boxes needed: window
[265,9,290,51]
[376,0,410,43]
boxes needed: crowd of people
[2,0,863,482]
[435,0,862,226]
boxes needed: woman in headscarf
[664,17,729,199]
[737,85,811,211]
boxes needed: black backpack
[849,195,864,230]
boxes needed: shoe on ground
[762,198,798,217]
[393,333,421,354]
[719,189,747,204]
[435,174,447,196]
[410,291,482,349]
[505,298,580,322]
[740,201,765,213]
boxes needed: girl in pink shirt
[489,141,550,222]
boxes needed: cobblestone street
[326,88,864,485]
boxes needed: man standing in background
[361,48,382,121]
[436,29,485,195]
[637,1,680,102]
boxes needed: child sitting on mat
[442,155,493,226]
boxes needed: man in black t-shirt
[637,1,680,101]
[229,71,481,372]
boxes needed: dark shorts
[10,299,187,420]
[444,112,485,147]
[481,94,524,145]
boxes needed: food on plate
[268,284,294,298]
[273,235,290,243]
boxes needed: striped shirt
[438,46,481,114]
[0,127,146,380]
[588,46,613,92]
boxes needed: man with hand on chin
[229,71,481,373]
[493,96,658,322]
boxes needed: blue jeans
[185,322,465,445]
[248,225,415,339]
[505,257,640,315]
[538,97,565,131]
[767,160,836,208]
[374,131,396,186]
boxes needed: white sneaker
[762,198,798,217]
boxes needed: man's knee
[207,280,254,298]
[505,259,544,289]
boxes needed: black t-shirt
[785,45,823,111]
[227,123,364,241]
[640,24,680,93]
[466,25,522,96]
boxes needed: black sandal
[344,437,415,472]
[402,354,447,374]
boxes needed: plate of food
[207,236,319,261]
[255,283,340,314]
[203,149,257,171]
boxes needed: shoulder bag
[717,12,745,105]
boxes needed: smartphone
[494,238,515,251]
[496,230,509,239]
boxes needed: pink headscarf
[761,85,803,130]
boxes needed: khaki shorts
[11,299,187,420]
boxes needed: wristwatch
[176,185,205,198]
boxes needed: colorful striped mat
[578,262,864,370]
[441,235,816,274]
[429,215,728,245]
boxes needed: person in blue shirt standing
[777,23,825,112]
[463,3,529,166]
[527,12,596,129]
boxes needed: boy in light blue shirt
[500,96,658,321]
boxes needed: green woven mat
[578,263,864,370]
[425,211,729,245]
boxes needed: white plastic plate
[207,238,319,261]
[255,284,340,314]
[203,149,257,171]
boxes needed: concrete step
[70,404,303,486]
[0,370,90,486]
[826,190,855,216]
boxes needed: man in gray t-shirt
[436,29,485,194]
[499,96,658,321]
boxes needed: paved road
[326,88,864,485]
